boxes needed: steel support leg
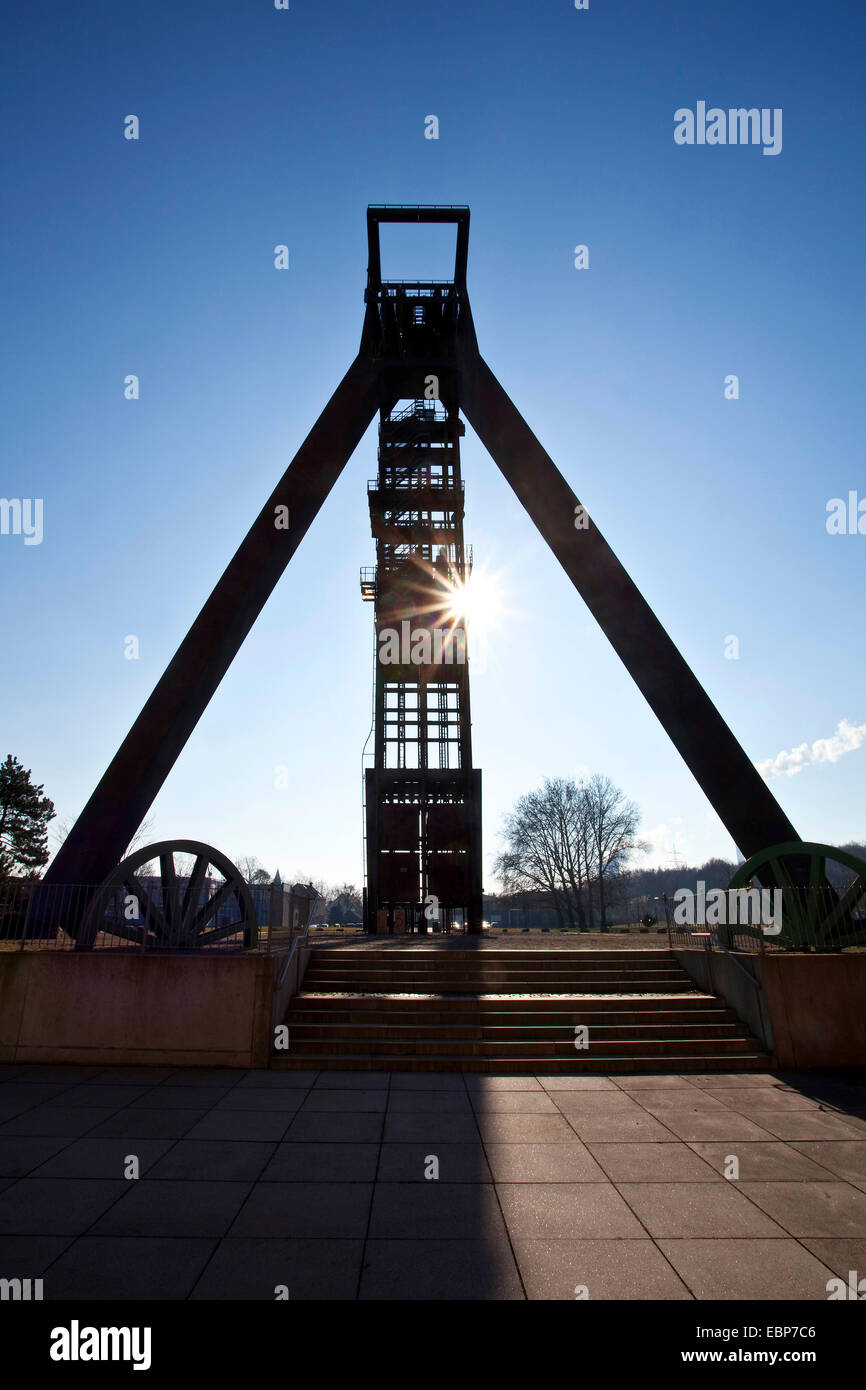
[457,349,799,861]
[45,354,381,904]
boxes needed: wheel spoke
[159,853,180,937]
[808,853,826,888]
[124,877,171,942]
[821,872,866,938]
[768,860,805,942]
[198,918,248,944]
[97,918,148,946]
[180,855,210,938]
[188,877,238,937]
[769,857,795,890]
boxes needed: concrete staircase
[273,946,772,1073]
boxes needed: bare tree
[235,855,272,885]
[583,773,645,929]
[550,778,594,930]
[495,775,645,930]
[495,782,580,928]
[52,815,155,863]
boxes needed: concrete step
[283,1022,750,1042]
[305,953,680,965]
[304,958,680,970]
[272,1053,773,1074]
[301,979,693,990]
[301,980,698,995]
[289,994,726,1015]
[280,1036,757,1058]
[308,949,678,961]
[275,945,770,1074]
[287,1008,737,1026]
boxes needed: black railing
[662,886,866,953]
[0,879,315,955]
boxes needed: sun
[443,566,506,641]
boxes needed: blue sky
[2,0,864,889]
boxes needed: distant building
[327,892,363,926]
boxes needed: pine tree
[0,755,56,880]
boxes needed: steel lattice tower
[362,388,482,934]
[359,210,482,935]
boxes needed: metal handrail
[706,930,771,1053]
[663,895,770,1052]
[275,919,312,989]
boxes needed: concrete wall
[675,947,866,1069]
[269,944,312,1045]
[674,946,773,1055]
[0,952,285,1068]
[759,954,866,1069]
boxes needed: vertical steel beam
[457,347,800,861]
[45,353,381,902]
[364,767,379,932]
[468,769,483,933]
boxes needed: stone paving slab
[31,1137,175,1180]
[87,1108,210,1139]
[189,1237,363,1300]
[483,1142,606,1183]
[359,1236,523,1300]
[688,1141,835,1183]
[512,1237,693,1300]
[390,1072,469,1091]
[618,1182,787,1239]
[262,1141,379,1183]
[43,1236,217,1300]
[789,1140,866,1183]
[0,1177,129,1235]
[183,1110,292,1142]
[468,1091,559,1114]
[91,1179,253,1238]
[799,1237,866,1279]
[377,1143,491,1183]
[146,1140,276,1182]
[369,1182,504,1239]
[387,1089,474,1113]
[211,1089,304,1113]
[0,1064,863,1299]
[0,1106,124,1137]
[230,1181,372,1239]
[657,1238,838,1300]
[587,1141,722,1184]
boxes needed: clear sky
[2,0,864,889]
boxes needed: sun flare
[443,566,507,640]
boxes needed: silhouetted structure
[360,211,481,932]
[44,204,817,946]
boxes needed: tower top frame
[366,205,471,292]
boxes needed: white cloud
[635,821,690,867]
[757,718,866,780]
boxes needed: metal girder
[44,352,381,904]
[455,337,800,863]
[366,205,470,292]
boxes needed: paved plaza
[1,1064,865,1300]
